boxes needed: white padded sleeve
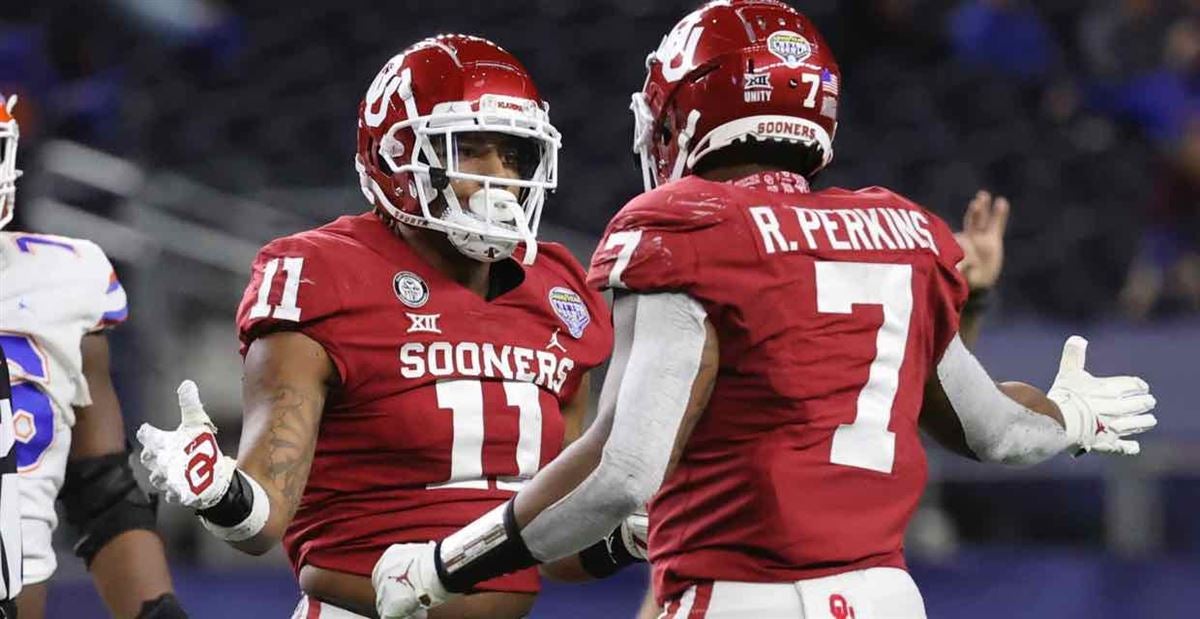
[937,335,1070,465]
[522,292,708,562]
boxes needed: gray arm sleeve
[523,292,709,562]
[937,335,1070,465]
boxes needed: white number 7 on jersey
[603,230,643,289]
[816,262,913,474]
[249,257,305,321]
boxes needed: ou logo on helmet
[364,53,409,128]
[655,7,708,83]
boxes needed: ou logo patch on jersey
[394,271,430,308]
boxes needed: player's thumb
[177,380,213,428]
[1058,336,1088,374]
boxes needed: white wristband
[199,470,270,542]
[1048,390,1087,448]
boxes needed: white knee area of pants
[292,595,381,619]
[20,518,56,585]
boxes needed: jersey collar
[726,170,811,194]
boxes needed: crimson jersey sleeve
[587,191,720,293]
[897,193,970,362]
[236,234,351,383]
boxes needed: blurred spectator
[949,0,1058,80]
[1121,113,1200,319]
[1080,0,1178,79]
[1081,1,1199,141]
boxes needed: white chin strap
[445,187,538,265]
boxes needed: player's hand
[136,380,236,510]
[955,190,1009,292]
[1048,337,1158,456]
[620,506,649,561]
[373,542,450,619]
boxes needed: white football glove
[136,380,236,510]
[1048,336,1158,456]
[620,506,649,561]
[373,542,448,619]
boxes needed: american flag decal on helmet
[821,69,839,96]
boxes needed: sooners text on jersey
[236,213,612,594]
[588,171,967,604]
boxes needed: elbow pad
[61,451,159,567]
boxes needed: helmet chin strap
[510,205,537,266]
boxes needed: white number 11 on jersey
[249,257,305,321]
[429,379,544,492]
[816,262,913,474]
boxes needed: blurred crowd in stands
[2,0,1198,321]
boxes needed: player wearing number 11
[136,35,616,618]
[371,2,1160,618]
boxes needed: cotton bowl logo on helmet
[767,31,812,69]
[548,287,590,339]
[394,271,430,308]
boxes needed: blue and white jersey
[1,343,21,601]
[0,231,128,584]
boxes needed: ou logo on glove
[185,432,220,494]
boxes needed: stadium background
[2,0,1198,616]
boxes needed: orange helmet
[0,94,20,229]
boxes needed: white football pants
[661,568,926,619]
[291,595,395,619]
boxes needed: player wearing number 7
[136,35,623,618]
[370,3,1159,618]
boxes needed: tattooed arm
[229,331,335,555]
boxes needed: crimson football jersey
[236,212,612,593]
[588,171,967,604]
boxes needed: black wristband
[963,288,993,315]
[0,598,17,619]
[435,500,538,593]
[196,470,252,527]
[578,524,642,579]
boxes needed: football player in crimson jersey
[135,36,629,618]
[371,3,1159,618]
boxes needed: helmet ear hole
[375,152,390,176]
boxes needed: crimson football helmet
[355,35,561,264]
[0,94,20,229]
[631,0,840,190]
